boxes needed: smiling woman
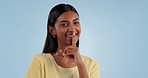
[25,4,100,78]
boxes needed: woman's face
[54,11,81,46]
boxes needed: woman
[25,4,100,78]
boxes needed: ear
[48,26,56,36]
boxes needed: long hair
[42,4,79,53]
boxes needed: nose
[68,24,77,35]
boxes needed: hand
[60,38,89,78]
[60,37,84,65]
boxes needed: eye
[60,23,68,27]
[73,21,80,25]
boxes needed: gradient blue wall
[0,0,148,78]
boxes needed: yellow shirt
[25,53,100,78]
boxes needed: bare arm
[77,62,89,78]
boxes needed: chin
[65,41,73,45]
[65,40,78,46]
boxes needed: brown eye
[73,21,80,25]
[60,23,68,27]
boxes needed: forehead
[56,11,79,22]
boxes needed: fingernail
[56,53,58,55]
[59,50,62,53]
[63,52,65,56]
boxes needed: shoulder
[81,55,100,77]
[81,55,99,70]
[31,53,53,64]
[32,53,48,59]
[81,55,95,63]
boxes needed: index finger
[71,37,76,46]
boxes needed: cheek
[56,28,67,36]
[78,27,81,35]
[79,28,81,33]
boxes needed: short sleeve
[90,60,100,78]
[25,56,42,78]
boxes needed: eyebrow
[73,18,79,21]
[60,18,79,23]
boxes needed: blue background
[0,0,148,78]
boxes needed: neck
[56,40,72,53]
[56,43,67,53]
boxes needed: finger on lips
[72,37,76,46]
[60,36,77,57]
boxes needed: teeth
[66,33,76,36]
[65,32,78,38]
[65,34,76,37]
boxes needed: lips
[64,32,79,45]
[65,32,77,38]
[65,33,78,43]
[66,34,76,38]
